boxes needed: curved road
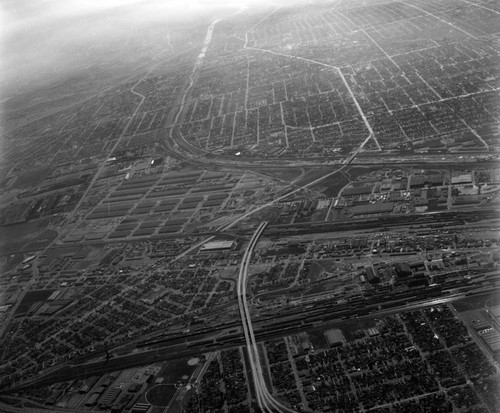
[237,222,296,413]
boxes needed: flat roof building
[395,262,412,278]
[352,202,394,215]
[451,173,472,184]
[199,240,236,253]
[325,328,345,347]
[343,185,373,196]
[365,266,380,284]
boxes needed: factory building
[351,202,394,216]
[199,240,236,253]
[395,262,412,278]
[325,328,345,347]
[343,185,373,196]
[365,266,380,284]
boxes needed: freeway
[237,222,296,413]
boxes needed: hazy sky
[2,0,257,44]
[1,0,264,95]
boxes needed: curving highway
[237,222,297,413]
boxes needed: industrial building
[365,266,380,284]
[395,263,412,278]
[199,240,236,253]
[325,328,345,347]
[352,203,394,215]
[343,185,373,196]
[451,173,473,184]
[410,174,443,188]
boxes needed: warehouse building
[199,240,236,253]
[365,266,380,284]
[352,202,394,215]
[395,262,412,278]
[343,185,373,196]
[325,328,345,347]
